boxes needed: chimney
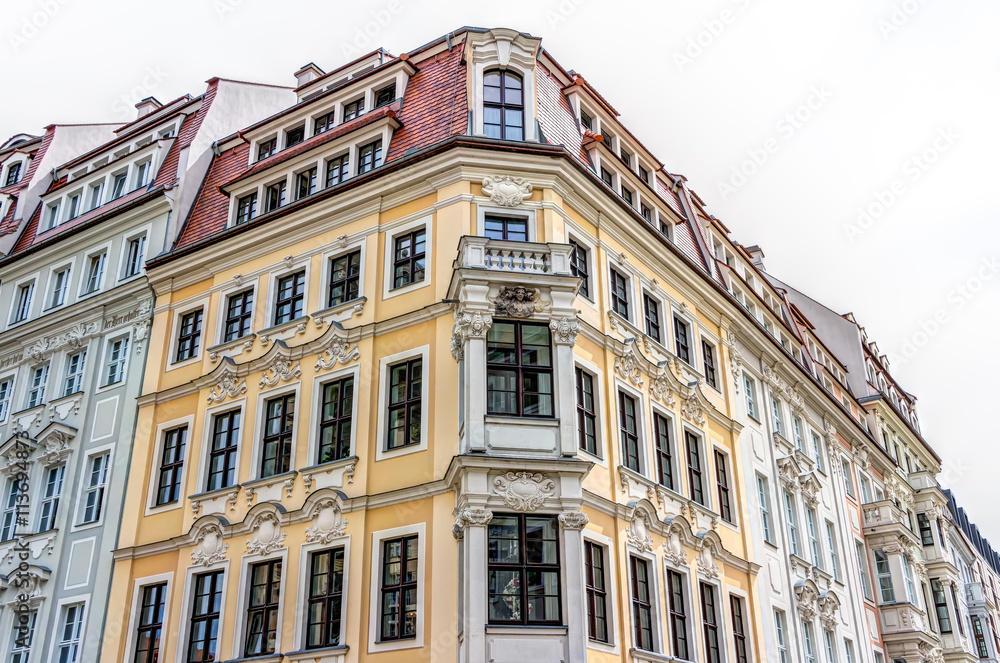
[745,244,766,271]
[294,62,325,87]
[135,96,162,119]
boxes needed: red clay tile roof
[8,205,39,254]
[0,195,17,235]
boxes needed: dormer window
[580,109,592,131]
[110,171,127,200]
[314,110,337,136]
[358,140,382,174]
[45,202,60,230]
[4,162,21,186]
[296,168,317,200]
[66,192,82,220]
[374,83,396,108]
[620,149,631,167]
[343,98,365,122]
[236,193,257,225]
[621,186,634,207]
[265,181,286,212]
[88,181,104,210]
[257,138,277,161]
[638,165,649,183]
[483,70,523,141]
[285,126,305,149]
[641,204,652,222]
[600,167,613,188]
[325,154,349,187]
[600,128,613,149]
[134,161,151,189]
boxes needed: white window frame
[774,609,789,663]
[79,242,112,298]
[374,345,430,462]
[368,522,426,653]
[624,547,663,654]
[118,225,151,282]
[73,445,112,530]
[87,180,105,211]
[25,363,49,409]
[294,532,352,651]
[574,356,606,466]
[770,396,785,436]
[62,349,86,398]
[166,299,209,371]
[810,429,826,473]
[8,277,36,326]
[36,464,65,532]
[0,373,14,422]
[607,263,636,324]
[670,307,696,367]
[727,586,757,662]
[99,331,131,390]
[174,561,231,663]
[757,473,774,545]
[263,258,311,330]
[826,521,841,582]
[471,57,538,142]
[317,236,367,313]
[582,530,620,654]
[307,364,361,468]
[46,596,88,663]
[743,372,759,421]
[145,415,195,515]
[806,507,822,569]
[231,547,289,660]
[382,214,433,301]
[45,262,73,310]
[214,279,259,347]
[476,205,537,242]
[132,158,152,190]
[784,490,800,557]
[661,559,690,657]
[121,573,173,663]
[43,200,60,231]
[681,425,711,510]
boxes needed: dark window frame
[265,180,286,212]
[715,450,732,522]
[731,595,749,663]
[244,558,282,657]
[486,321,554,418]
[575,367,598,456]
[187,570,223,663]
[358,139,382,174]
[325,153,349,188]
[379,535,419,641]
[484,213,528,241]
[273,270,306,325]
[224,289,254,342]
[918,512,934,546]
[700,583,721,663]
[296,167,317,200]
[483,69,524,141]
[610,268,630,319]
[374,83,396,108]
[667,569,689,659]
[285,125,305,148]
[313,110,337,135]
[630,556,654,651]
[391,228,426,289]
[175,309,203,363]
[236,192,257,224]
[619,390,640,472]
[257,138,276,161]
[569,240,590,299]
[653,412,674,490]
[643,294,661,342]
[307,547,346,649]
[260,393,295,478]
[386,358,422,450]
[206,410,240,492]
[343,97,365,122]
[318,376,354,464]
[327,250,361,307]
[585,541,609,643]
[702,340,718,389]
[133,582,166,663]
[674,316,691,364]
[487,514,562,626]
[686,431,704,505]
[932,578,952,633]
[155,426,187,506]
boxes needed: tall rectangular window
[244,559,281,657]
[37,466,64,532]
[488,515,560,625]
[0,481,17,541]
[824,630,838,663]
[319,376,354,463]
[569,240,590,298]
[653,413,673,489]
[358,139,382,174]
[918,513,934,546]
[630,556,654,651]
[642,294,661,343]
[673,317,690,363]
[584,541,608,643]
[80,453,109,524]
[702,341,717,389]
[260,393,294,477]
[264,181,286,213]
[123,235,146,277]
[812,432,825,472]
[618,391,640,472]
[700,583,721,663]
[156,426,187,506]
[134,160,150,188]
[84,252,106,294]
[686,432,704,505]
[715,451,732,522]
[856,541,873,600]
[224,289,254,342]
[792,415,804,449]
[63,350,86,397]
[257,138,276,161]
[744,373,757,420]
[49,268,70,307]
[731,596,749,663]
[784,492,799,556]
[296,167,317,200]
[328,250,361,307]
[111,172,127,199]
[307,547,345,649]
[273,270,305,325]
[803,622,816,663]
[325,154,349,187]
[972,615,989,657]
[175,309,203,362]
[902,555,917,604]
[842,459,855,497]
[875,550,895,604]
[27,365,48,408]
[381,535,419,639]
[486,322,553,417]
[931,578,951,632]
[56,604,84,663]
[827,522,841,581]
[771,397,784,436]
[576,368,598,456]
[236,193,257,224]
[844,639,856,663]
[757,474,773,543]
[187,570,223,663]
[774,610,788,663]
[666,570,689,659]
[952,584,964,636]
[386,358,422,450]
[484,214,528,241]
[8,611,35,663]
[105,337,129,385]
[5,162,21,186]
[13,283,33,322]
[0,379,10,421]
[806,508,821,568]
[392,229,425,289]
[133,583,166,663]
[609,268,630,319]
[207,410,240,491]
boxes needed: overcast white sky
[3,0,998,536]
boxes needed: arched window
[484,70,523,141]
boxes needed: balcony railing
[863,499,907,527]
[453,236,574,276]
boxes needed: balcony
[862,499,920,545]
[452,235,574,276]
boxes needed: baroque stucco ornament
[481,175,532,206]
[697,538,720,579]
[207,368,247,404]
[548,317,580,345]
[453,508,494,539]
[491,286,544,318]
[259,355,302,388]
[245,512,287,555]
[191,523,228,567]
[558,511,589,530]
[305,499,349,544]
[626,508,654,553]
[681,393,705,425]
[493,471,555,511]
[315,337,360,371]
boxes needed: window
[918,513,934,546]
[584,541,608,643]
[325,153,349,187]
[236,192,257,225]
[792,415,804,449]
[932,578,951,632]
[618,391,640,472]
[580,109,592,130]
[123,234,146,277]
[812,432,825,472]
[257,138,276,161]
[49,267,70,307]
[902,554,916,603]
[629,556,654,651]
[374,83,396,107]
[569,240,590,298]
[296,167,317,200]
[686,432,704,505]
[642,294,661,342]
[841,459,855,497]
[313,110,336,135]
[486,321,553,417]
[343,97,364,122]
[484,214,528,241]
[8,611,34,663]
[621,186,633,206]
[285,125,305,148]
[856,541,873,600]
[483,70,524,140]
[187,570,224,663]
[638,164,649,183]
[489,514,560,626]
[104,336,129,385]
[620,149,631,166]
[111,171,128,199]
[392,229,425,289]
[653,413,674,489]
[56,604,84,663]
[244,559,282,657]
[803,622,816,663]
[224,289,254,342]
[13,282,33,322]
[805,508,821,567]
[260,393,294,477]
[134,160,150,189]
[731,596,749,663]
[66,192,81,220]
[273,270,305,325]
[357,139,382,174]
[5,162,21,186]
[265,180,286,212]
[84,252,106,294]
[666,570,689,659]
[133,583,166,663]
[319,376,354,463]
[757,475,773,543]
[771,397,784,435]
[609,268,630,318]
[37,465,64,531]
[774,610,788,663]
[380,535,418,640]
[0,379,10,421]
[386,358,422,450]
[207,410,240,491]
[952,584,965,636]
[175,309,203,362]
[875,550,895,603]
[641,203,652,222]
[45,202,60,229]
[744,373,758,420]
[715,451,732,522]
[63,350,86,397]
[827,522,841,580]
[307,547,345,649]
[673,317,691,363]
[0,481,17,541]
[700,583,721,663]
[702,341,717,389]
[601,128,613,148]
[576,368,598,456]
[26,364,47,408]
[80,452,109,524]
[601,167,614,187]
[972,615,989,657]
[784,492,799,556]
[845,639,855,663]
[328,250,361,307]
[156,426,187,506]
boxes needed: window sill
[299,456,358,476]
[284,645,348,661]
[258,316,309,347]
[243,470,298,492]
[208,334,257,363]
[189,484,242,503]
[485,415,559,427]
[312,296,367,327]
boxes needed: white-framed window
[383,216,432,300]
[53,602,86,663]
[103,334,129,386]
[856,540,873,600]
[477,206,536,242]
[109,169,128,200]
[11,280,34,323]
[252,384,299,480]
[8,610,35,663]
[37,465,64,532]
[0,377,13,421]
[63,350,86,397]
[44,201,60,230]
[368,523,426,653]
[803,621,816,663]
[574,358,605,463]
[264,261,309,328]
[308,366,359,467]
[608,266,632,321]
[774,609,789,663]
[902,554,916,604]
[567,233,594,303]
[811,431,825,473]
[375,346,429,461]
[629,552,660,653]
[770,397,784,436]
[784,491,800,556]
[615,381,646,476]
[48,265,71,308]
[81,248,108,296]
[806,507,822,568]
[671,312,694,366]
[757,474,773,544]
[199,403,245,493]
[826,521,841,581]
[875,549,894,603]
[841,458,855,498]
[78,451,110,525]
[133,159,151,189]
[65,190,82,221]
[297,538,351,651]
[146,416,193,513]
[858,472,873,503]
[124,574,172,663]
[824,629,838,663]
[683,428,708,508]
[26,364,48,408]
[791,415,804,449]
[234,552,287,659]
[121,232,147,279]
[171,306,205,365]
[743,373,758,421]
[319,239,365,311]
[218,284,256,344]
[0,480,17,541]
[582,530,619,653]
[87,180,104,211]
